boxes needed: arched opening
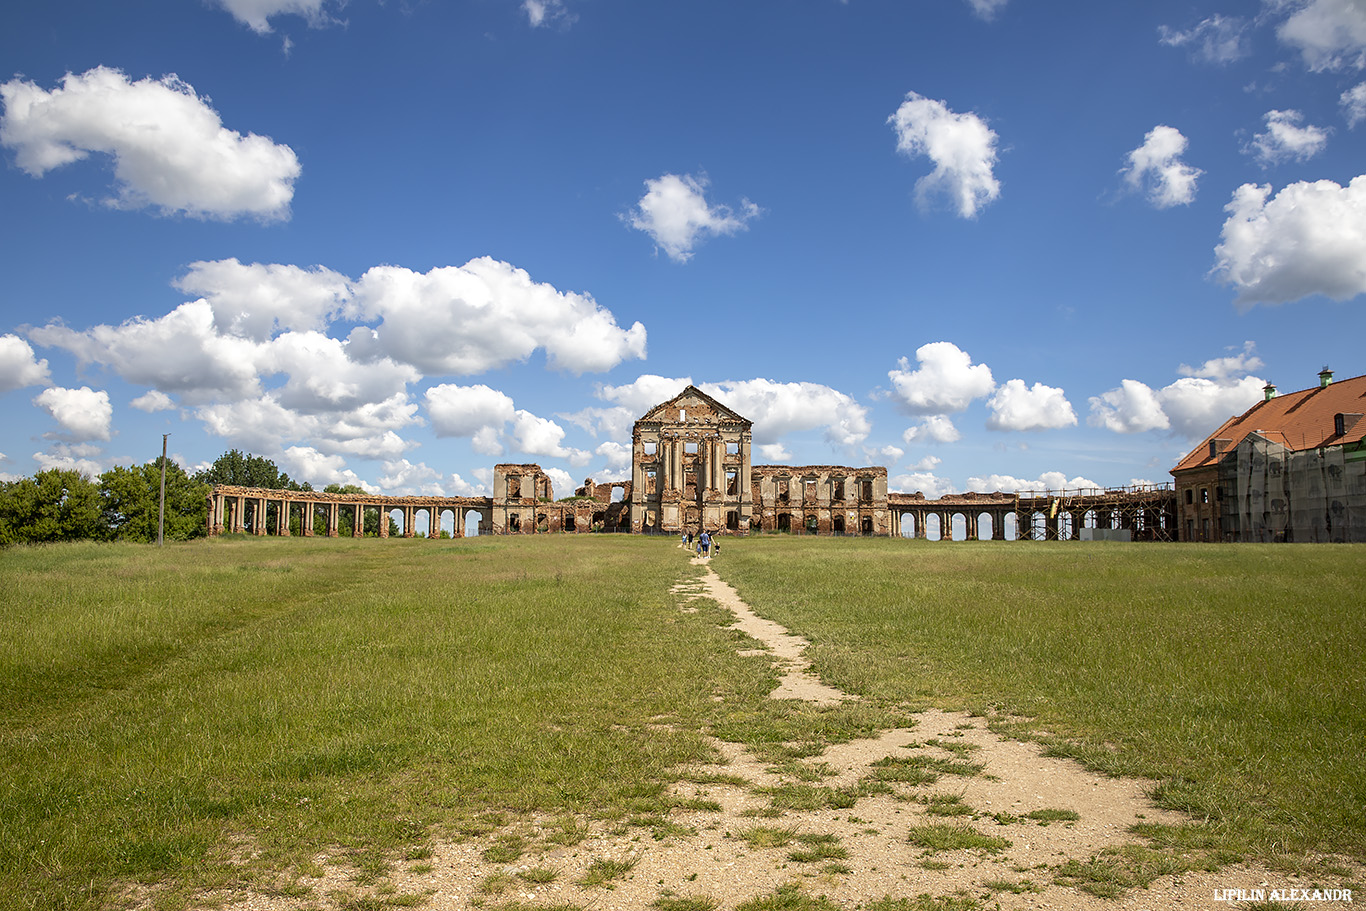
[861,516,873,535]
[438,508,456,538]
[1003,512,1018,541]
[1029,511,1047,540]
[1058,511,1074,541]
[833,515,845,535]
[388,508,405,536]
[610,486,624,503]
[951,513,967,541]
[805,514,818,533]
[413,508,431,537]
[464,510,485,537]
[900,513,915,538]
[777,513,792,533]
[537,513,549,533]
[925,513,942,541]
[564,512,576,532]
[591,510,606,531]
[977,512,993,541]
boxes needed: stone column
[403,506,415,537]
[353,503,364,538]
[280,498,292,536]
[327,502,339,537]
[303,501,315,536]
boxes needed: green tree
[99,458,209,543]
[0,469,104,545]
[193,450,306,491]
[319,484,395,537]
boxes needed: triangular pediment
[637,385,751,426]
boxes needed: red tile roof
[1171,373,1366,474]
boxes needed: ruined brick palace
[208,385,1176,540]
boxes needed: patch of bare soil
[192,556,1359,911]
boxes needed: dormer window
[1336,413,1346,436]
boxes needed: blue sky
[2,0,1364,499]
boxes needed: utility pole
[158,433,169,547]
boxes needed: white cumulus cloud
[1244,110,1329,166]
[0,66,300,220]
[1089,350,1267,439]
[1213,177,1366,306]
[33,386,113,442]
[175,259,351,341]
[1342,82,1366,126]
[903,416,962,445]
[1121,125,1202,208]
[887,342,995,415]
[0,335,50,393]
[213,0,340,33]
[625,173,760,262]
[700,378,872,449]
[353,257,647,375]
[889,471,958,499]
[888,91,1001,218]
[130,390,175,412]
[965,471,1101,493]
[1275,0,1366,71]
[985,379,1077,431]
[1088,379,1170,434]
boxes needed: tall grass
[714,538,1366,860]
[0,537,772,910]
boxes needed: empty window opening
[861,480,874,502]
[685,441,698,454]
[861,517,873,535]
[832,479,845,501]
[643,440,657,455]
[1200,488,1209,504]
[509,515,521,532]
[508,477,521,498]
[727,510,739,530]
[726,470,739,495]
[805,515,818,532]
[565,514,576,531]
[833,516,845,534]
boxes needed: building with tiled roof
[1170,368,1366,542]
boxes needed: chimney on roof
[1319,366,1334,387]
[1263,382,1278,401]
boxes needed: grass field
[719,537,1366,862]
[1,535,1363,910]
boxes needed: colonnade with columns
[206,486,492,539]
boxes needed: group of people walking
[681,530,719,559]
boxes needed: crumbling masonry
[208,385,1176,540]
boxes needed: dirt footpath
[204,558,1358,911]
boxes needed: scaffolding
[1012,483,1177,542]
[1227,436,1366,542]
